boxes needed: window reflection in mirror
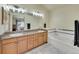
[12,16,25,31]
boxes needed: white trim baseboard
[48,29,74,35]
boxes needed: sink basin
[37,31,44,32]
[9,33,24,37]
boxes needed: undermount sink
[37,30,44,32]
[9,33,24,37]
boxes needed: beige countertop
[0,29,47,40]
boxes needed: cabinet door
[0,41,2,54]
[38,36,43,45]
[41,33,44,44]
[22,39,28,52]
[43,32,48,43]
[18,37,28,54]
[3,42,17,54]
[0,46,1,54]
[38,33,44,45]
[28,35,34,50]
[34,34,38,47]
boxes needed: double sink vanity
[0,29,48,54]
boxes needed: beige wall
[49,5,79,30]
[0,7,2,25]
[0,7,5,35]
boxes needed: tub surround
[0,29,48,54]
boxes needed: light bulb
[17,8,22,13]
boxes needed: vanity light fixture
[18,8,27,13]
[0,4,44,18]
[32,12,44,17]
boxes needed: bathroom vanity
[0,29,48,54]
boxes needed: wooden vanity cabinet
[0,30,48,54]
[2,38,17,54]
[17,36,28,54]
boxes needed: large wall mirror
[12,16,25,31]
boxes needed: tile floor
[27,31,79,54]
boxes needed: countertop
[0,29,47,40]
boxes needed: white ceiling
[11,4,79,11]
[16,4,67,11]
[43,4,79,11]
[43,4,68,11]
